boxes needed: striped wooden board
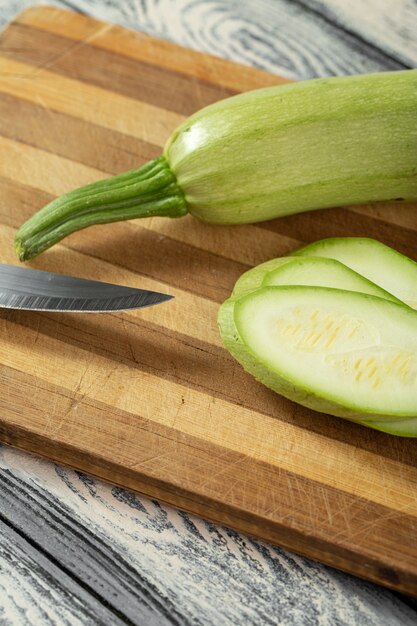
[0,6,416,597]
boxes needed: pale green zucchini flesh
[261,257,402,304]
[15,70,417,260]
[292,237,417,309]
[230,254,404,304]
[231,257,295,298]
[219,286,417,435]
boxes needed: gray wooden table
[1,1,417,624]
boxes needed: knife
[0,264,173,312]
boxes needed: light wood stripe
[16,6,288,93]
[0,135,105,195]
[0,57,183,147]
[2,23,237,116]
[1,313,417,520]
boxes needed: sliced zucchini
[218,286,417,435]
[292,237,417,309]
[231,257,294,298]
[231,255,403,303]
[261,257,402,304]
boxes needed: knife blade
[0,264,173,312]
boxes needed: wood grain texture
[0,515,130,626]
[2,444,417,626]
[0,6,417,600]
[306,0,417,68]
[1,0,415,80]
[0,3,417,623]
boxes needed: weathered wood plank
[0,512,129,626]
[133,0,408,76]
[2,444,417,626]
[306,0,417,68]
[0,465,183,625]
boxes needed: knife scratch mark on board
[30,24,113,76]
[121,317,138,365]
[32,314,41,345]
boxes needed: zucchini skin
[167,70,417,224]
[15,70,417,260]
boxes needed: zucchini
[218,238,417,437]
[265,257,401,303]
[15,70,417,260]
[231,254,403,303]
[231,257,295,298]
[262,257,400,300]
[218,286,417,436]
[292,238,417,308]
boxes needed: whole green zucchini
[15,70,417,260]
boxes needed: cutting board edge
[1,418,415,598]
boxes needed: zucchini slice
[218,286,417,435]
[292,238,417,309]
[231,255,403,303]
[261,257,402,304]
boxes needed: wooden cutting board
[1,5,416,596]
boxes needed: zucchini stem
[15,156,188,261]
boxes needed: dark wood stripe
[0,365,416,596]
[0,23,237,116]
[0,91,161,173]
[0,176,248,302]
[260,205,417,261]
[2,302,417,468]
[0,472,184,626]
[0,514,132,626]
